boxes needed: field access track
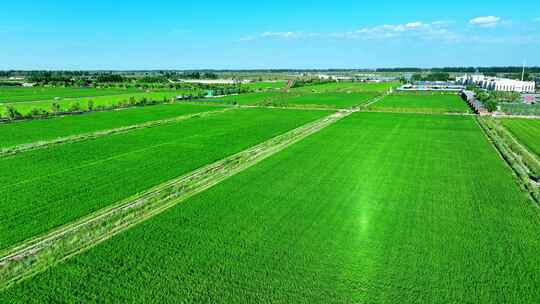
[3,113,539,302]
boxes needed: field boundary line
[240,105,340,111]
[0,108,232,158]
[358,92,388,108]
[360,109,475,116]
[0,109,352,291]
[493,114,540,120]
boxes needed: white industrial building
[456,74,535,93]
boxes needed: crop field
[499,103,540,116]
[0,103,223,149]
[271,92,380,108]
[0,87,139,103]
[204,92,380,108]
[500,118,540,156]
[291,81,398,93]
[3,113,539,302]
[368,93,470,113]
[0,108,330,249]
[0,90,194,115]
[203,92,288,105]
[242,81,286,91]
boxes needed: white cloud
[405,22,423,29]
[332,21,456,41]
[469,16,501,28]
[260,32,303,39]
[239,31,314,41]
[238,18,539,45]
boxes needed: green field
[0,90,193,116]
[501,118,540,156]
[499,103,540,116]
[242,81,286,91]
[270,92,380,108]
[205,92,380,108]
[203,92,287,105]
[0,108,330,249]
[3,113,538,302]
[368,93,470,113]
[0,87,139,103]
[0,103,223,149]
[291,81,398,93]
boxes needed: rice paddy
[2,113,538,303]
[0,84,538,303]
[368,93,470,113]
[500,118,540,156]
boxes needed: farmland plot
[0,90,194,115]
[0,103,223,149]
[291,81,398,93]
[0,108,330,249]
[271,92,380,108]
[3,113,539,303]
[242,81,286,91]
[202,92,287,105]
[205,92,380,109]
[0,87,139,103]
[368,93,470,113]
[501,118,540,157]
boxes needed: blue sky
[1,0,539,69]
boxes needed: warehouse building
[457,74,535,93]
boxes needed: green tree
[51,102,61,113]
[69,102,81,112]
[6,105,23,120]
[411,73,423,82]
[485,98,498,112]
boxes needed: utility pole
[522,60,526,81]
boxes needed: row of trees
[291,79,334,88]
[411,72,451,82]
[0,96,172,121]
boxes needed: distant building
[457,74,535,93]
[398,82,464,92]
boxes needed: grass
[269,92,380,108]
[202,92,287,105]
[501,118,540,156]
[0,90,194,115]
[204,92,380,108]
[0,87,139,103]
[368,93,470,113]
[241,81,286,91]
[499,103,540,116]
[291,81,398,93]
[0,103,223,149]
[3,112,538,302]
[0,108,330,250]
